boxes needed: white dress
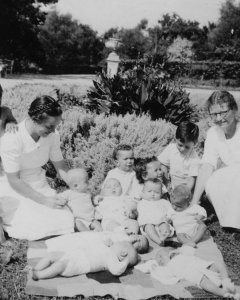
[202,124,240,229]
[0,119,74,240]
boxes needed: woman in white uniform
[0,95,74,240]
[192,91,240,235]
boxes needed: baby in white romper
[136,246,239,299]
[58,168,101,231]
[95,178,139,234]
[137,178,174,245]
[32,239,138,279]
[168,184,209,248]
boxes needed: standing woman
[192,91,240,234]
[0,96,74,240]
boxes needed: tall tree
[208,0,240,60]
[0,0,57,61]
[38,11,104,72]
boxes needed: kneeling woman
[0,96,74,240]
[192,91,240,234]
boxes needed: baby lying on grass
[32,239,138,279]
[136,246,239,299]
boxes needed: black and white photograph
[1,0,240,299]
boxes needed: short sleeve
[0,133,21,173]
[158,144,172,167]
[201,128,219,169]
[49,132,63,162]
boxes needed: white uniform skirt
[206,164,240,229]
[0,171,74,240]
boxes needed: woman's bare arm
[192,163,214,205]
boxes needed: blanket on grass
[25,237,239,299]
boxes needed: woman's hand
[44,197,67,209]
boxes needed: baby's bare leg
[75,219,89,232]
[177,233,197,248]
[145,224,162,245]
[192,222,208,243]
[200,275,225,297]
[33,252,62,271]
[33,261,66,280]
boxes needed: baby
[136,246,239,299]
[168,184,209,247]
[32,240,138,280]
[103,144,136,195]
[95,178,139,234]
[137,178,174,245]
[58,168,101,232]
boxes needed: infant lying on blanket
[45,230,149,254]
[135,246,239,299]
[32,239,138,279]
[95,178,139,234]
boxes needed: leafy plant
[86,57,198,125]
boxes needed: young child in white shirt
[58,168,101,232]
[137,178,174,245]
[32,239,138,279]
[130,156,169,200]
[158,121,200,191]
[168,184,209,248]
[136,246,238,299]
[95,178,139,234]
[102,144,136,195]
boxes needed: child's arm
[185,176,196,192]
[144,224,162,245]
[3,107,17,133]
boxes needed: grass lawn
[1,76,240,299]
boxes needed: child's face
[130,234,149,254]
[102,179,122,196]
[155,249,171,266]
[171,195,189,212]
[176,139,195,156]
[142,182,162,201]
[144,161,163,181]
[123,219,139,235]
[69,173,88,193]
[158,222,171,241]
[117,150,134,172]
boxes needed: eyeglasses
[209,110,230,119]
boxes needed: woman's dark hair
[113,144,133,160]
[176,121,199,144]
[206,90,238,112]
[135,156,158,184]
[28,95,62,123]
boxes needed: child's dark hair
[176,121,199,144]
[113,144,133,160]
[135,156,158,184]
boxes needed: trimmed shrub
[59,108,175,194]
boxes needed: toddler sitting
[137,178,174,245]
[168,184,209,247]
[58,168,101,232]
[32,239,138,280]
[136,246,239,299]
[95,178,139,234]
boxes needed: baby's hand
[194,214,205,222]
[5,122,18,133]
[90,220,103,231]
[93,195,103,206]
